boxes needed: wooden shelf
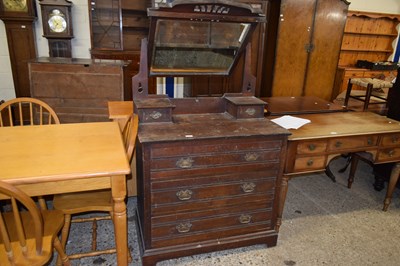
[340,48,393,53]
[333,11,400,99]
[343,31,398,37]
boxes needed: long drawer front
[146,137,285,248]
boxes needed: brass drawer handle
[335,141,342,148]
[387,150,395,157]
[392,137,399,144]
[239,214,252,224]
[244,153,259,162]
[245,108,256,116]
[149,111,162,120]
[241,182,256,193]
[176,222,192,233]
[176,157,194,169]
[367,138,373,145]
[308,144,316,151]
[307,159,314,166]
[176,189,193,201]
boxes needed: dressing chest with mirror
[132,1,290,265]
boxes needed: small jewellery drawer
[380,134,400,147]
[151,207,273,248]
[293,156,326,172]
[296,140,327,154]
[328,136,377,151]
[377,147,400,162]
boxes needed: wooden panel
[29,58,126,123]
[271,0,315,97]
[304,0,348,100]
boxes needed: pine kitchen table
[0,122,131,266]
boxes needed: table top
[261,96,345,116]
[0,122,130,185]
[286,111,400,141]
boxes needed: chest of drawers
[135,97,289,266]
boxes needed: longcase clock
[0,0,37,97]
[39,0,73,57]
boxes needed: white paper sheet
[270,115,311,130]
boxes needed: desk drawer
[380,134,400,147]
[293,156,326,172]
[377,147,400,162]
[328,136,377,151]
[297,141,327,154]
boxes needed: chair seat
[0,210,65,266]
[53,190,112,214]
[350,78,393,89]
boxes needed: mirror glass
[151,19,251,75]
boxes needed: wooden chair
[0,97,60,210]
[0,97,60,127]
[0,180,70,266]
[52,114,139,264]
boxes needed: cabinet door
[271,0,316,97]
[272,0,348,100]
[304,0,348,100]
[89,0,122,51]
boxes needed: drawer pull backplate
[239,214,252,224]
[176,222,192,233]
[176,189,193,201]
[241,182,256,193]
[176,157,194,169]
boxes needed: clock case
[39,0,73,57]
[0,0,36,19]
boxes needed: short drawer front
[380,134,400,147]
[294,156,326,172]
[377,147,400,162]
[151,208,272,248]
[328,136,377,151]
[150,150,281,172]
[296,141,327,154]
[151,176,276,207]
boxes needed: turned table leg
[383,162,400,211]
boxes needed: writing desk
[0,122,131,266]
[276,111,400,228]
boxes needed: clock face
[2,0,27,12]
[48,9,67,33]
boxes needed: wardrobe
[270,0,349,100]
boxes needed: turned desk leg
[276,175,290,231]
[112,175,128,266]
[383,162,400,211]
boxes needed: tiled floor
[50,156,400,266]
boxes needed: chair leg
[363,83,373,111]
[348,155,360,188]
[57,214,72,266]
[38,196,47,210]
[53,237,71,266]
[343,80,353,108]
